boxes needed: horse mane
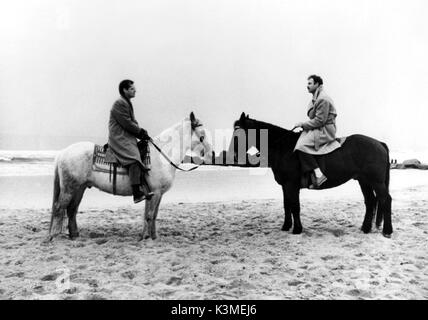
[245,117,298,140]
[154,118,191,142]
[248,118,289,134]
[238,116,300,151]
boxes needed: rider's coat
[294,86,340,155]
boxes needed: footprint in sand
[323,228,345,237]
[389,272,403,279]
[46,255,62,262]
[227,279,257,291]
[321,255,336,261]
[88,279,99,288]
[263,258,278,265]
[121,271,137,280]
[85,294,107,300]
[88,232,105,239]
[95,239,108,245]
[412,222,425,227]
[288,280,305,286]
[41,272,62,281]
[33,285,45,294]
[64,287,78,294]
[22,226,41,233]
[6,272,25,278]
[166,276,182,286]
[346,288,372,298]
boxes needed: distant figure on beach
[106,79,154,203]
[294,75,341,188]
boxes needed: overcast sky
[1,0,427,151]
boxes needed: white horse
[48,112,212,241]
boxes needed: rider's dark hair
[119,79,134,96]
[308,75,323,85]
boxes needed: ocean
[1,149,427,210]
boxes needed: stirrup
[309,174,327,189]
[145,192,154,200]
[133,194,146,204]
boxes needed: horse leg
[375,200,383,229]
[49,191,73,240]
[49,168,82,240]
[150,195,163,240]
[281,185,292,231]
[373,183,393,237]
[286,183,302,234]
[358,181,376,233]
[67,186,86,240]
[140,193,161,240]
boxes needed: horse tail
[381,142,390,192]
[52,160,60,211]
[375,141,390,229]
[48,156,64,238]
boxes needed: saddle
[92,140,151,194]
[300,137,347,189]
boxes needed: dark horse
[233,112,392,238]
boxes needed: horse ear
[190,111,196,123]
[246,114,249,119]
[240,112,246,121]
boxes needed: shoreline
[1,169,428,210]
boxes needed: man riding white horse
[106,79,154,203]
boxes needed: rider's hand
[139,129,150,140]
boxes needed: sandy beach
[0,170,427,300]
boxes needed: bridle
[192,122,206,143]
[148,121,207,172]
[233,121,295,158]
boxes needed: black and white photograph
[0,0,427,302]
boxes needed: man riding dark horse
[294,75,341,189]
[106,79,154,203]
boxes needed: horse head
[189,111,213,163]
[231,112,296,166]
[231,112,266,165]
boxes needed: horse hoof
[69,232,79,240]
[43,236,54,243]
[292,228,302,235]
[361,226,372,234]
[282,223,292,231]
[382,233,392,239]
[138,234,151,241]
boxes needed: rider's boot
[140,177,154,200]
[309,169,328,189]
[132,184,146,203]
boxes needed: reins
[148,138,201,172]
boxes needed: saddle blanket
[92,145,128,175]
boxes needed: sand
[0,186,427,300]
